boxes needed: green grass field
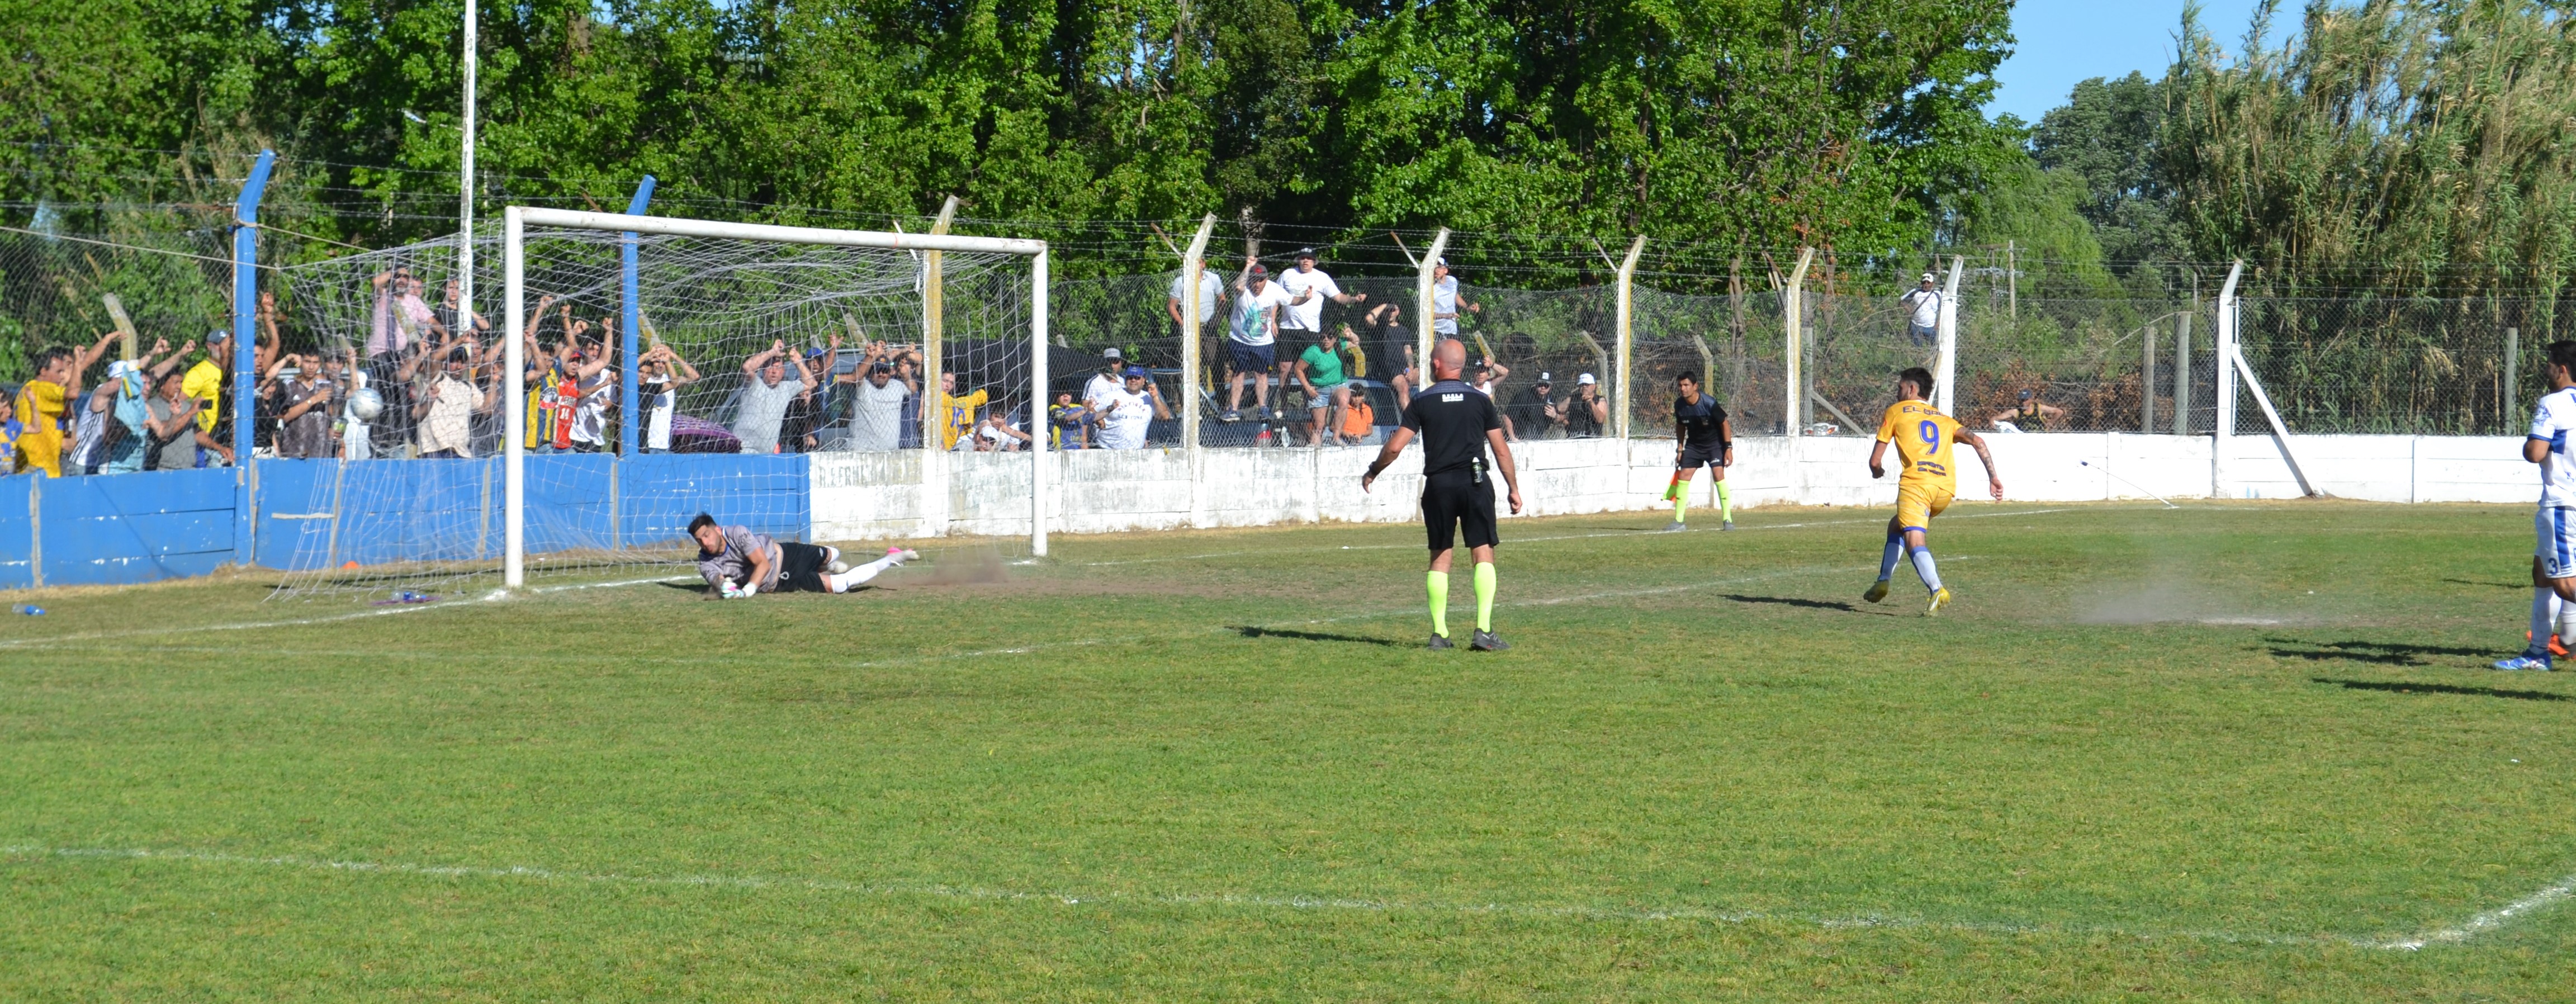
[4,500,2574,1000]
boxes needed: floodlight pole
[231,149,275,565]
[1934,255,1963,415]
[2212,259,2243,498]
[1415,228,1451,380]
[617,175,655,458]
[503,206,526,588]
[1612,235,1645,441]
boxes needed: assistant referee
[1362,338,1525,651]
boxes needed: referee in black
[1363,338,1524,651]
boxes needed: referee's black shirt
[1401,378,1503,481]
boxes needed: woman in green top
[1295,326,1355,446]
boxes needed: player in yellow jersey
[1864,367,2002,615]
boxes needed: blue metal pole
[619,175,655,457]
[232,149,276,564]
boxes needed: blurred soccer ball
[347,387,385,421]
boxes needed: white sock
[1877,535,1903,581]
[2554,593,2576,659]
[1910,546,1943,593]
[823,545,842,567]
[826,552,907,594]
[2530,588,2560,655]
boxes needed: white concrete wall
[806,433,2537,542]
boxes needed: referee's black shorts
[1420,473,1499,552]
[1678,440,1731,470]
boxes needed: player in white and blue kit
[2496,340,2576,670]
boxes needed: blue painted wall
[0,454,812,586]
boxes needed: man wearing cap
[1277,248,1365,406]
[733,340,809,454]
[1225,256,1311,422]
[1093,365,1169,450]
[1430,258,1480,338]
[1504,372,1557,442]
[1559,372,1608,438]
[1084,347,1126,410]
[845,344,916,452]
[1900,272,1942,347]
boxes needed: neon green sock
[1715,480,1732,521]
[1474,562,1497,632]
[1673,494,1687,522]
[1427,571,1450,637]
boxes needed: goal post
[501,206,1052,590]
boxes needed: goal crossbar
[501,205,1052,588]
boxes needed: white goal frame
[502,206,1053,588]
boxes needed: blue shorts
[1228,342,1275,375]
[2538,507,2576,579]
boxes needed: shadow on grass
[2312,677,2572,703]
[1233,626,1407,648]
[2267,639,2492,666]
[1719,593,1867,614]
[2441,578,2530,590]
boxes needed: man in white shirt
[1429,257,1479,337]
[636,343,699,453]
[1167,265,1225,343]
[1276,247,1365,342]
[1083,347,1126,409]
[732,340,808,454]
[845,356,914,452]
[1094,365,1171,449]
[1224,259,1309,423]
[411,347,491,458]
[1900,272,1942,346]
[2499,339,2576,670]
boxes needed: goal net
[267,210,1049,600]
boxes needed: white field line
[0,576,695,652]
[1076,506,2097,566]
[2373,873,2576,950]
[0,842,2324,946]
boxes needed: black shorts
[772,541,833,593]
[1679,441,1730,470]
[1421,474,1499,552]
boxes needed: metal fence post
[1612,235,1644,440]
[1178,214,1215,526]
[618,176,655,458]
[1782,248,1813,435]
[1933,256,1962,415]
[2174,305,2193,434]
[2212,260,2243,496]
[2142,311,2157,434]
[230,149,276,565]
[2506,327,2520,429]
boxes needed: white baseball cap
[1576,373,1596,385]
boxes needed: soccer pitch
[4,501,2573,1000]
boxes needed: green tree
[2029,72,2187,280]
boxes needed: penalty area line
[0,842,2321,947]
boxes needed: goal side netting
[267,210,1049,600]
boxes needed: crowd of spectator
[3,249,1635,479]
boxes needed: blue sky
[1985,1,2270,123]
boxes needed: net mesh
[266,224,1036,601]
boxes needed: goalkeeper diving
[690,513,917,598]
